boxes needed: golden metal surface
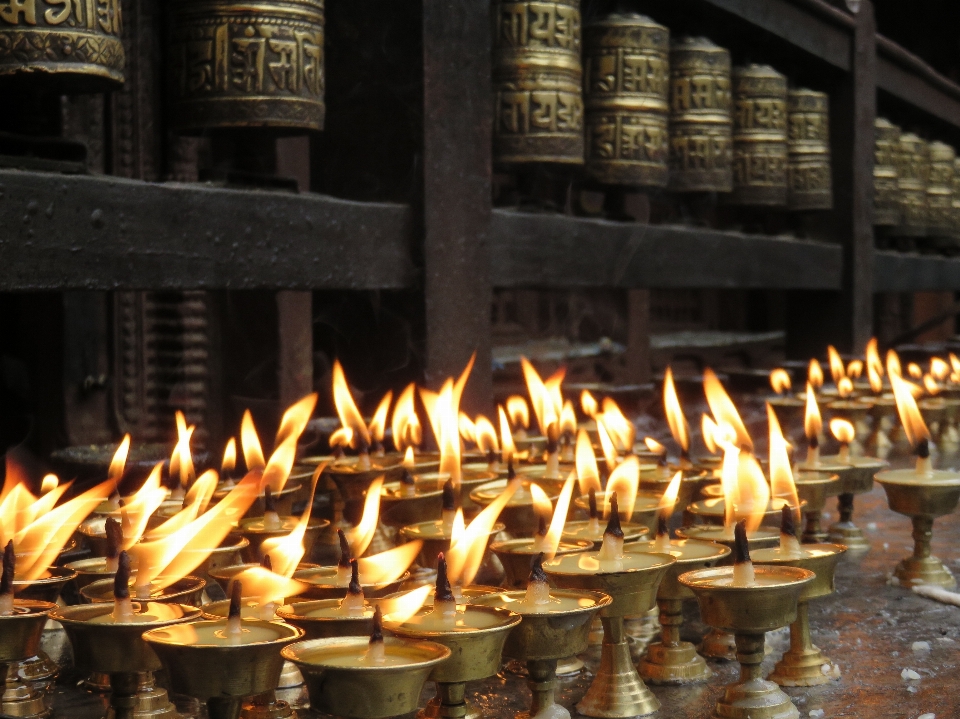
[876,469,960,588]
[874,117,902,226]
[583,13,669,187]
[208,564,318,594]
[81,576,206,606]
[12,568,76,604]
[786,88,832,211]
[167,0,325,133]
[927,141,956,237]
[0,602,56,666]
[895,133,930,236]
[637,469,705,512]
[492,0,585,164]
[794,471,841,543]
[667,36,732,192]
[491,539,592,589]
[0,0,125,91]
[400,521,505,572]
[282,636,449,719]
[729,64,788,206]
[236,519,326,563]
[274,599,375,641]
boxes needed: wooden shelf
[877,35,960,129]
[0,169,414,291]
[874,250,960,292]
[489,210,843,290]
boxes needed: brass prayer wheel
[730,64,788,205]
[0,0,125,90]
[873,118,901,226]
[583,13,669,187]
[667,36,732,192]
[895,133,929,236]
[492,0,584,164]
[952,157,960,242]
[167,0,325,133]
[786,88,832,211]
[926,141,955,236]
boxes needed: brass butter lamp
[679,523,814,719]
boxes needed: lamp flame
[736,453,771,534]
[241,410,265,472]
[345,476,385,557]
[559,401,577,438]
[581,390,598,418]
[604,455,639,520]
[506,396,530,430]
[644,437,666,455]
[521,359,564,438]
[542,472,576,561]
[769,368,791,395]
[109,435,131,486]
[458,412,476,445]
[847,359,864,379]
[333,361,370,450]
[447,480,519,586]
[392,384,422,452]
[703,369,753,451]
[664,367,691,454]
[886,349,902,379]
[931,358,950,382]
[808,359,824,390]
[379,585,432,624]
[701,415,720,455]
[830,418,855,445]
[475,416,499,454]
[263,394,317,493]
[837,377,854,398]
[804,383,822,444]
[601,398,635,452]
[498,406,516,464]
[890,372,931,449]
[40,475,58,494]
[260,465,325,577]
[908,362,922,379]
[866,338,884,393]
[121,463,170,549]
[828,346,846,386]
[231,566,309,606]
[924,374,941,396]
[171,411,196,491]
[368,392,393,447]
[767,404,799,513]
[575,428,601,495]
[596,419,619,474]
[657,471,683,522]
[357,541,423,585]
[222,439,237,477]
[530,483,552,523]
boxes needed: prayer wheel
[730,64,788,206]
[0,0,125,90]
[926,141,955,237]
[583,13,669,187]
[667,36,732,192]
[952,157,960,244]
[895,133,929,236]
[167,0,325,133]
[492,0,584,164]
[786,88,832,211]
[873,118,901,227]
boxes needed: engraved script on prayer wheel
[786,89,832,211]
[873,117,901,227]
[583,13,669,187]
[492,0,584,164]
[730,64,788,206]
[0,0,125,90]
[168,0,325,133]
[667,36,732,192]
[926,141,955,237]
[895,133,929,236]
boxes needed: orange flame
[392,384,422,452]
[260,465,325,577]
[601,398,635,452]
[13,478,114,580]
[436,380,462,489]
[368,392,393,446]
[543,472,576,560]
[458,412,476,445]
[357,541,423,584]
[866,338,884,392]
[701,415,720,455]
[829,418,855,445]
[644,437,666,455]
[657,471,683,521]
[808,359,824,390]
[498,406,516,463]
[769,368,791,395]
[521,358,559,437]
[663,367,691,453]
[109,435,131,485]
[931,358,950,382]
[530,483,552,523]
[827,346,846,386]
[924,374,941,396]
[575,428,601,495]
[596,419,619,474]
[886,349,902,379]
[908,362,923,379]
[604,456,639,520]
[170,411,196,490]
[120,463,169,549]
[581,390,598,418]
[475,416,499,454]
[767,404,798,512]
[736,453,771,534]
[718,441,740,528]
[447,480,520,585]
[132,474,260,592]
[333,360,370,449]
[951,353,960,376]
[231,566,309,605]
[847,360,864,379]
[241,410,265,472]
[263,394,317,493]
[804,382,822,443]
[559,401,577,438]
[40,475,58,494]
[222,439,237,477]
[703,369,753,451]
[890,372,931,448]
[183,469,219,516]
[506,396,530,429]
[345,476,384,557]
[379,585,432,623]
[837,377,854,398]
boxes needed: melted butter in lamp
[400,606,505,631]
[295,603,376,619]
[147,620,290,646]
[87,602,185,624]
[627,538,722,561]
[242,516,298,532]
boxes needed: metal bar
[422,0,493,409]
[489,210,843,290]
[0,169,414,290]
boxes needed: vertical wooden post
[625,290,652,384]
[422,0,493,410]
[786,1,875,356]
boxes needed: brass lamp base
[623,607,661,657]
[107,673,181,719]
[1,679,51,719]
[639,599,711,685]
[419,695,483,719]
[768,603,839,687]
[239,692,293,719]
[711,635,800,719]
[698,629,738,662]
[577,617,659,718]
[827,494,870,552]
[894,555,956,589]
